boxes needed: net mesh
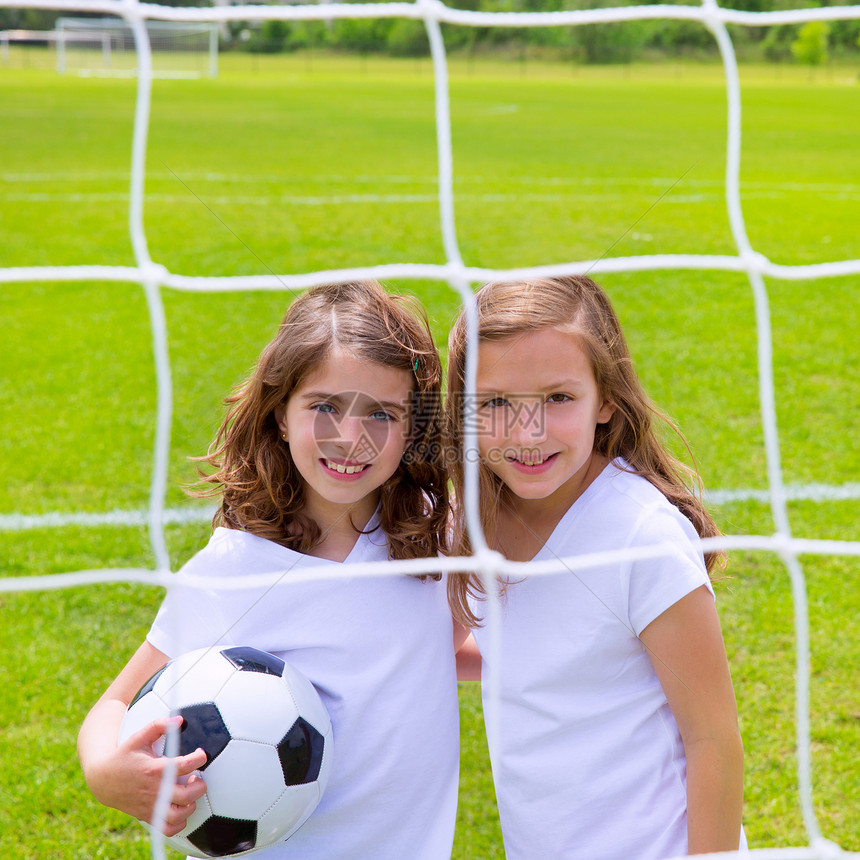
[55,16,218,77]
[1,0,859,858]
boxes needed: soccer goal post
[55,17,218,78]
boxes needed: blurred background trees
[2,0,858,66]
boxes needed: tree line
[3,1,858,65]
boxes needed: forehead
[294,349,413,403]
[476,328,594,390]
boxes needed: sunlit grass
[1,52,858,857]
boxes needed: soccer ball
[119,646,332,858]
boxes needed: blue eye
[313,402,336,414]
[369,410,395,422]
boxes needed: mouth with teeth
[507,451,559,473]
[321,458,372,479]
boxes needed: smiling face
[475,327,616,518]
[276,350,413,527]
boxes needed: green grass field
[1,50,858,858]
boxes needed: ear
[597,399,616,425]
[274,406,288,441]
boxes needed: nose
[509,401,546,446]
[333,414,391,463]
[333,415,364,447]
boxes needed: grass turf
[1,51,858,857]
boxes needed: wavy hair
[195,280,448,574]
[445,275,724,626]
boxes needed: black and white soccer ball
[119,646,332,858]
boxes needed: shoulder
[601,461,695,535]
[544,462,700,580]
[180,527,300,577]
[207,526,275,557]
[600,460,666,509]
[583,461,676,536]
[606,468,711,632]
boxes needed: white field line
[5,174,858,207]
[0,505,218,531]
[3,172,859,195]
[2,482,860,533]
[7,190,860,206]
[707,482,860,505]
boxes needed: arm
[77,640,208,836]
[453,622,482,682]
[639,585,744,855]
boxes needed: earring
[281,433,288,441]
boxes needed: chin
[507,482,558,501]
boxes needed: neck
[302,492,379,562]
[509,452,610,524]
[495,453,611,562]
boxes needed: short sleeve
[624,504,712,636]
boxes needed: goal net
[55,16,218,78]
[1,0,859,858]
[1,29,66,69]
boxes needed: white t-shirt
[471,460,716,860]
[148,516,459,860]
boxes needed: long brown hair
[196,280,448,570]
[445,276,723,625]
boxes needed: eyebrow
[373,400,409,414]
[540,378,584,391]
[475,379,584,395]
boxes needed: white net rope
[1,0,859,858]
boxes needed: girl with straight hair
[448,275,744,859]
